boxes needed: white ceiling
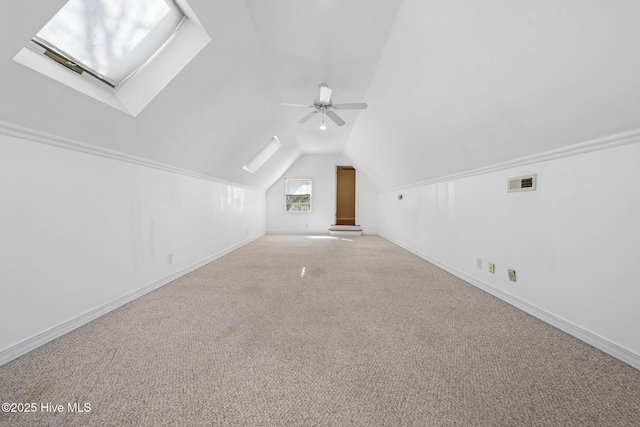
[2,0,640,190]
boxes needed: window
[242,136,281,173]
[285,179,312,212]
[13,0,211,116]
[33,0,185,88]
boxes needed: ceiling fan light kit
[281,84,368,128]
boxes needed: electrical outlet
[489,263,495,273]
[508,269,517,282]
[398,194,403,200]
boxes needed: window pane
[36,0,183,84]
[286,195,311,212]
[285,179,311,212]
[286,179,312,195]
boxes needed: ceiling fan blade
[280,103,314,108]
[319,84,332,104]
[326,110,345,126]
[331,102,368,110]
[297,110,319,124]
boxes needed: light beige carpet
[1,235,639,426]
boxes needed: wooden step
[329,225,362,236]
[329,225,362,231]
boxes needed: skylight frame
[31,0,185,89]
[13,0,210,116]
[29,37,118,88]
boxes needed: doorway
[336,166,356,225]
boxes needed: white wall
[0,131,265,364]
[266,154,378,234]
[354,171,379,234]
[378,141,640,368]
[346,0,640,191]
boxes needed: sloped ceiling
[2,0,640,191]
[346,0,640,189]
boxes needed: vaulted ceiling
[2,0,640,191]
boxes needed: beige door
[336,166,356,225]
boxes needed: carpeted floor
[1,235,639,426]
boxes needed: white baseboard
[379,233,640,371]
[0,233,264,367]
[265,231,379,236]
[266,230,329,235]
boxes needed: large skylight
[15,0,210,116]
[34,0,184,86]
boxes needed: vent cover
[508,174,536,192]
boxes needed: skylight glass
[35,0,184,85]
[243,136,282,173]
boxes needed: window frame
[284,178,312,213]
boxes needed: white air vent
[508,174,536,192]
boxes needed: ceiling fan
[280,84,368,129]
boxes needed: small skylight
[34,0,184,87]
[243,136,282,173]
[14,0,211,116]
